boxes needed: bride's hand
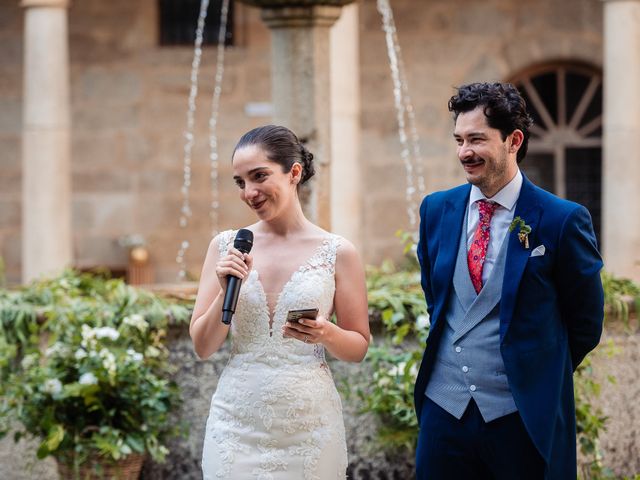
[282,314,335,345]
[215,248,253,291]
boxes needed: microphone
[222,228,254,325]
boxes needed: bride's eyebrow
[233,167,271,180]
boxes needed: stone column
[602,0,640,281]
[21,0,72,282]
[261,6,343,229]
[330,3,361,248]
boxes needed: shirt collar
[468,169,523,212]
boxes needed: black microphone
[222,229,254,325]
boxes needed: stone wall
[0,0,604,281]
[0,324,638,479]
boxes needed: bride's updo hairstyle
[233,125,315,185]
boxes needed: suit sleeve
[556,205,604,370]
[417,196,434,319]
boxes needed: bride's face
[232,145,301,220]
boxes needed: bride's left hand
[282,314,334,345]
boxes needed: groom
[414,82,604,479]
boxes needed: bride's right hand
[215,248,253,291]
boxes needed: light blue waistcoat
[425,209,517,422]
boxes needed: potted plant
[0,270,191,479]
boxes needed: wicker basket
[56,453,145,480]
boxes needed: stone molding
[21,0,69,7]
[261,6,343,28]
[240,0,354,6]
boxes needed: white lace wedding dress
[201,230,348,480]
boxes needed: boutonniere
[509,216,532,249]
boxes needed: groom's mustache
[461,157,485,166]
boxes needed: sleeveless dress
[201,230,348,480]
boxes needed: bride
[189,125,370,479]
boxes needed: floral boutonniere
[509,216,532,249]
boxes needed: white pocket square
[530,245,546,257]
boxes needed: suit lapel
[434,185,471,310]
[500,176,542,341]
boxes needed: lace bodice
[202,230,348,480]
[217,229,340,363]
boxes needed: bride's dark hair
[233,125,315,185]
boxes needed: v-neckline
[250,236,332,335]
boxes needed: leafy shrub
[0,270,191,468]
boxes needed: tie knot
[477,200,498,223]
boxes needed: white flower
[99,348,117,377]
[377,376,391,387]
[45,342,70,358]
[79,372,98,385]
[145,346,161,358]
[416,314,430,330]
[21,353,39,370]
[81,324,96,341]
[388,361,407,377]
[42,378,63,395]
[95,327,119,341]
[123,314,148,332]
[126,348,144,363]
[74,349,88,360]
[81,324,97,350]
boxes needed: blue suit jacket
[414,175,604,478]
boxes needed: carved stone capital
[261,5,343,28]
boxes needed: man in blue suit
[414,82,604,479]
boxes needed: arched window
[510,63,602,240]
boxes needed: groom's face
[453,107,519,198]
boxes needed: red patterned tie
[467,200,498,294]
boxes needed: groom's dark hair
[448,82,533,163]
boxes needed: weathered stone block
[72,170,133,194]
[0,135,20,170]
[72,194,135,232]
[76,68,142,104]
[0,198,21,227]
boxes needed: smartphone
[286,308,319,323]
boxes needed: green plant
[356,231,428,451]
[601,271,640,324]
[0,270,191,469]
[575,345,618,479]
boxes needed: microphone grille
[234,229,254,253]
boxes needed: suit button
[470,385,477,392]
[462,366,469,373]
[455,346,462,353]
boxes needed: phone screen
[286,308,319,323]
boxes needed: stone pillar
[21,0,72,282]
[602,0,640,281]
[330,3,361,248]
[261,6,343,229]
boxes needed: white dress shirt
[466,170,523,284]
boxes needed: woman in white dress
[190,125,370,480]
